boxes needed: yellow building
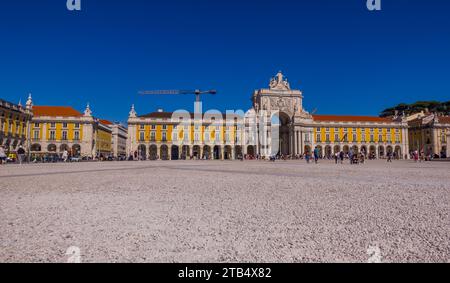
[28,95,113,159]
[408,113,449,158]
[0,96,33,154]
[128,72,409,160]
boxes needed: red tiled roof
[33,106,82,117]
[438,116,450,124]
[99,119,113,125]
[313,115,391,123]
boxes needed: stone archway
[273,112,291,156]
[333,145,341,155]
[203,145,211,160]
[31,144,41,152]
[149,145,158,160]
[247,145,255,157]
[343,145,350,154]
[171,145,179,160]
[325,145,332,159]
[48,144,57,152]
[369,145,377,159]
[72,144,81,156]
[138,144,147,160]
[224,145,232,160]
[213,145,221,160]
[181,145,190,160]
[160,145,169,160]
[395,146,402,159]
[193,145,201,159]
[378,146,385,158]
[235,145,242,159]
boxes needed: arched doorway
[333,145,341,155]
[138,144,147,160]
[247,145,255,157]
[316,145,323,158]
[181,145,190,160]
[378,146,385,158]
[360,145,368,157]
[171,145,179,160]
[351,145,359,155]
[149,145,158,160]
[224,145,232,160]
[213,145,221,160]
[31,144,41,152]
[394,146,402,159]
[160,145,169,160]
[72,144,81,157]
[273,112,291,156]
[387,146,393,157]
[193,145,201,159]
[369,145,376,159]
[60,144,69,152]
[343,145,350,154]
[48,144,57,152]
[235,145,242,159]
[203,145,211,159]
[325,145,332,159]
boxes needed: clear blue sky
[1,0,449,123]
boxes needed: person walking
[62,149,69,162]
[339,150,344,164]
[387,152,393,162]
[0,146,6,165]
[313,147,319,164]
[334,152,338,164]
[17,145,26,165]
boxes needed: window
[326,128,330,132]
[378,134,383,142]
[370,134,374,142]
[195,133,199,142]
[162,132,167,141]
[353,128,356,131]
[316,127,321,131]
[334,128,338,132]
[63,123,68,128]
[150,132,156,141]
[139,132,145,141]
[396,135,400,143]
[49,130,56,140]
[151,124,156,130]
[74,131,80,141]
[62,131,68,140]
[325,134,330,142]
[335,134,339,141]
[75,123,80,129]
[33,130,39,140]
[50,122,56,128]
[140,124,145,130]
[34,122,40,128]
[316,134,321,143]
[162,125,167,130]
[353,134,357,142]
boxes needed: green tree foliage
[380,101,450,117]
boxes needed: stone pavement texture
[0,160,449,263]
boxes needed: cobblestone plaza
[1,159,448,263]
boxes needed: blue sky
[1,0,449,123]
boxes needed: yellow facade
[313,127,402,144]
[96,127,112,154]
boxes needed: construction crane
[138,89,217,103]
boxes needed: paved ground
[0,159,449,263]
